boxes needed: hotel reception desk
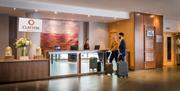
[0,50,107,84]
[0,59,49,83]
[0,50,130,84]
[48,50,107,76]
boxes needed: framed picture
[146,26,155,37]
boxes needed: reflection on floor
[1,66,180,91]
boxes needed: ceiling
[0,0,179,22]
[33,0,180,19]
[0,6,121,23]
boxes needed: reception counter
[48,50,107,75]
[0,59,49,83]
[0,50,107,84]
[0,50,130,84]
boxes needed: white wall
[89,22,108,50]
[0,14,9,58]
[18,21,84,58]
[164,17,179,32]
[78,22,84,50]
[17,20,108,58]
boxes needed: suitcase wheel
[104,72,107,75]
[117,74,128,78]
[126,74,128,78]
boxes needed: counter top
[48,50,108,54]
[0,58,49,63]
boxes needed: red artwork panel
[41,33,78,50]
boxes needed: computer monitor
[70,45,78,50]
[94,45,100,50]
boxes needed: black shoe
[115,71,118,75]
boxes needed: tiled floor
[1,66,180,91]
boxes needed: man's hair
[119,32,124,36]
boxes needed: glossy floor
[1,66,180,91]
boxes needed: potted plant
[175,32,180,48]
[15,37,32,59]
[175,32,180,65]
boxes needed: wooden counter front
[0,59,49,83]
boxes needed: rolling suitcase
[104,51,113,75]
[117,61,128,78]
[97,61,101,72]
[105,63,113,75]
[89,57,97,70]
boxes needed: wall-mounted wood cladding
[0,60,49,83]
[108,14,135,70]
[9,16,18,58]
[153,16,163,68]
[108,12,163,70]
[134,13,145,70]
[134,13,163,69]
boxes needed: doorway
[163,32,176,66]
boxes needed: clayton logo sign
[18,17,42,32]
[28,19,35,25]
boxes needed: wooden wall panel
[9,16,17,58]
[0,63,9,82]
[134,13,145,70]
[153,16,163,68]
[143,14,156,69]
[134,13,163,70]
[0,60,49,83]
[108,12,163,70]
[108,13,135,70]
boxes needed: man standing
[119,32,126,62]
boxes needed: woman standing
[109,34,119,63]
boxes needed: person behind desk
[119,32,126,62]
[109,36,119,63]
[84,39,90,50]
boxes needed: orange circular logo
[28,19,35,25]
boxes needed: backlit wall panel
[41,20,80,50]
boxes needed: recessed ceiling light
[136,13,141,16]
[54,11,58,14]
[150,15,155,18]
[34,9,38,12]
[113,17,117,20]
[13,8,16,11]
[87,15,91,17]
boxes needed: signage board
[18,17,42,32]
